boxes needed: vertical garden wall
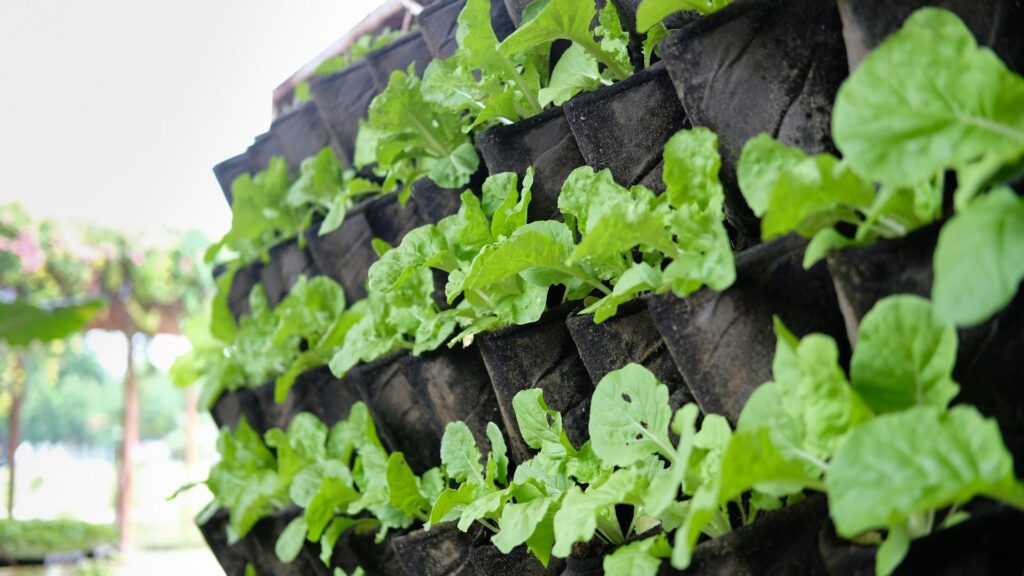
[180,0,1024,574]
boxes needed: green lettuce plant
[429,365,726,573]
[270,406,443,567]
[206,147,380,269]
[355,66,481,202]
[672,295,1024,575]
[328,239,456,376]
[367,127,734,349]
[736,8,1024,327]
[171,276,363,407]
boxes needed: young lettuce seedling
[270,405,444,567]
[356,65,480,202]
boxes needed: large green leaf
[850,295,959,413]
[826,405,1024,538]
[589,364,674,467]
[760,154,874,240]
[737,134,807,218]
[833,8,1024,187]
[635,0,731,33]
[440,421,484,484]
[0,299,105,346]
[932,188,1024,327]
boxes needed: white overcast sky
[0,0,383,239]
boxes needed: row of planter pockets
[207,227,1024,574]
[221,0,854,320]
[210,0,518,205]
[215,0,1024,324]
[201,482,1024,576]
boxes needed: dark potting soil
[350,531,409,576]
[469,537,564,575]
[400,345,504,451]
[227,262,263,321]
[417,0,517,60]
[647,234,848,424]
[198,509,251,576]
[305,210,378,304]
[565,300,694,413]
[476,106,585,222]
[247,131,286,174]
[391,523,484,576]
[836,0,1024,73]
[269,102,336,171]
[361,193,426,247]
[347,352,443,474]
[364,29,433,92]
[659,0,848,246]
[310,62,379,166]
[564,62,688,188]
[212,150,251,206]
[673,496,829,576]
[476,303,595,463]
[819,505,1024,576]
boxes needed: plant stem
[499,56,543,116]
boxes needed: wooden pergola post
[116,331,138,550]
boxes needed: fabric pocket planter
[818,505,1024,576]
[476,106,585,222]
[826,223,940,341]
[836,0,1024,73]
[360,192,426,247]
[348,352,444,474]
[675,496,829,575]
[659,0,848,245]
[245,508,321,576]
[227,261,263,321]
[247,131,287,174]
[418,0,517,60]
[364,29,433,92]
[252,366,339,435]
[564,62,687,192]
[210,386,264,432]
[400,345,504,449]
[269,101,336,172]
[198,509,252,576]
[827,225,1024,475]
[259,239,318,309]
[566,301,694,413]
[647,235,848,423]
[501,0,531,25]
[392,523,485,576]
[410,176,473,224]
[305,210,378,304]
[212,150,251,206]
[476,303,595,463]
[310,62,379,166]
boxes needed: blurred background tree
[0,202,213,553]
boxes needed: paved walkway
[0,547,222,576]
